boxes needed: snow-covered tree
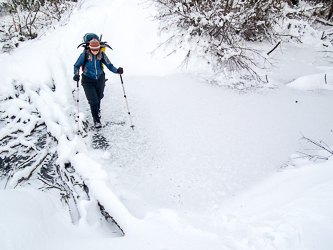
[151,0,287,79]
[151,0,332,79]
[0,0,76,52]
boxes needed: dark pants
[81,73,105,123]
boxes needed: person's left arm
[102,52,119,74]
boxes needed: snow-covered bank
[1,0,333,249]
[0,187,120,250]
[218,158,333,249]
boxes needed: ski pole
[76,71,80,134]
[120,74,134,130]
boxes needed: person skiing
[73,38,123,128]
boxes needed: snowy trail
[84,71,333,249]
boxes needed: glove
[73,74,80,81]
[116,67,123,74]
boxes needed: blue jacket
[74,51,118,79]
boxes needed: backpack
[77,33,112,51]
[77,33,113,71]
[83,33,100,44]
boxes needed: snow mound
[287,71,333,90]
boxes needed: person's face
[91,49,99,55]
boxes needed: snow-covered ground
[1,0,333,249]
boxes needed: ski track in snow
[1,0,333,249]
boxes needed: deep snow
[1,0,333,249]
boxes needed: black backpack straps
[81,49,88,72]
[81,50,104,72]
